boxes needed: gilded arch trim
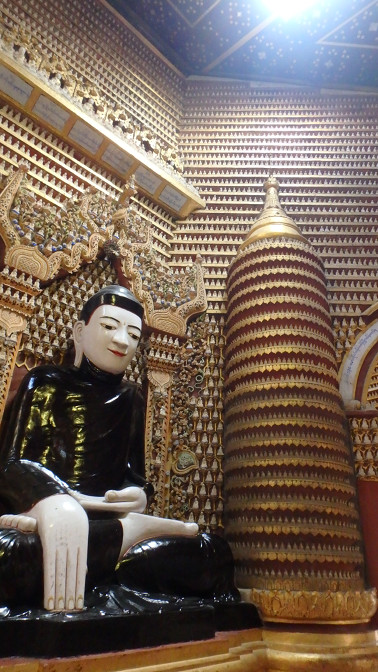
[339,305,378,409]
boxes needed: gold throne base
[1,628,377,672]
[241,587,378,625]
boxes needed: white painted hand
[69,486,147,515]
[104,486,147,514]
[26,494,89,612]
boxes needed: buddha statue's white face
[73,304,142,375]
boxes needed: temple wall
[0,0,378,604]
[177,78,378,459]
[177,80,378,613]
[179,79,377,329]
[0,0,184,148]
[0,0,187,264]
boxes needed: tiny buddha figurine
[0,285,238,614]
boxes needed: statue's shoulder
[6,365,73,424]
[120,378,141,394]
[121,379,139,390]
[20,364,71,392]
[120,380,144,405]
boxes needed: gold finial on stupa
[240,175,306,249]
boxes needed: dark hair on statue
[80,285,144,324]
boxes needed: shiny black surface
[0,358,147,511]
[79,284,144,322]
[0,607,216,657]
[0,358,244,626]
[0,287,260,656]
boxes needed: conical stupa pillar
[223,176,376,624]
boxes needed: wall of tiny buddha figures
[0,0,377,623]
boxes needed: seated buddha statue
[0,285,238,613]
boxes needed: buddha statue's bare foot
[0,513,37,532]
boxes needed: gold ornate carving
[0,25,186,178]
[0,165,123,280]
[227,291,332,320]
[226,310,334,341]
[6,245,51,280]
[145,378,173,515]
[143,331,183,515]
[240,177,306,249]
[0,308,26,336]
[0,166,204,310]
[0,265,40,421]
[0,163,29,247]
[147,369,172,392]
[118,205,207,337]
[142,315,226,531]
[0,330,22,424]
[350,414,378,479]
[245,587,377,624]
[164,315,226,530]
[224,178,374,622]
[147,309,188,337]
[172,450,198,475]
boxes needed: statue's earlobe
[73,321,84,368]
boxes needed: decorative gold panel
[0,47,204,218]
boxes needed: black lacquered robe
[0,358,239,610]
[0,357,150,514]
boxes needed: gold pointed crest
[240,176,306,249]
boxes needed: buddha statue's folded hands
[68,485,148,515]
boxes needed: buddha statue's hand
[26,493,89,612]
[68,486,147,515]
[104,486,147,514]
[0,513,37,532]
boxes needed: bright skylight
[265,0,318,20]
